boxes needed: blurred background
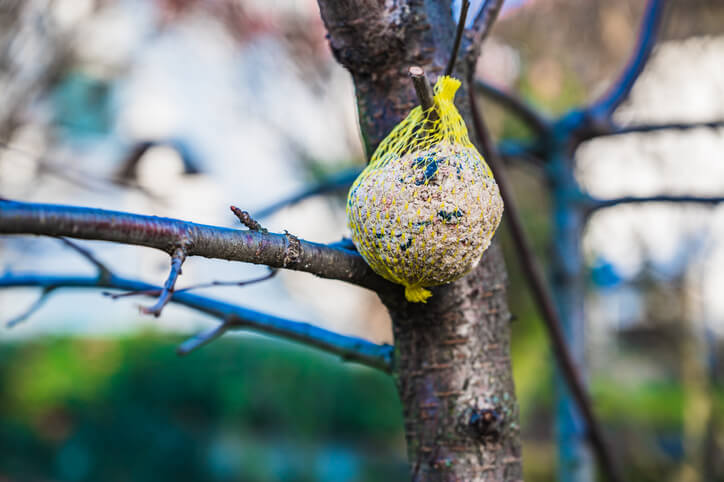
[1,0,723,480]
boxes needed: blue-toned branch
[589,0,668,119]
[586,194,724,214]
[0,271,394,372]
[597,120,724,137]
[469,88,624,482]
[475,80,552,136]
[255,168,362,218]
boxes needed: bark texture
[318,1,522,479]
[382,244,522,481]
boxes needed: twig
[103,269,277,299]
[115,140,201,181]
[177,321,232,356]
[465,0,506,66]
[58,237,112,280]
[445,0,470,77]
[409,66,435,111]
[595,120,724,138]
[254,168,362,219]
[0,199,385,291]
[327,237,357,252]
[474,80,551,136]
[468,88,624,482]
[140,246,187,317]
[176,268,277,293]
[0,271,394,372]
[103,289,159,300]
[589,0,668,118]
[230,206,266,232]
[5,286,55,328]
[586,194,724,214]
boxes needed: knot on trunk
[467,406,503,443]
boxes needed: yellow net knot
[405,285,433,303]
[434,75,461,103]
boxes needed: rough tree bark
[318,1,522,480]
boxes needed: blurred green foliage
[0,335,407,482]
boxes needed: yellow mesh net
[347,75,503,303]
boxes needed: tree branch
[177,321,232,356]
[468,88,624,482]
[586,194,724,214]
[475,79,551,136]
[140,246,187,317]
[0,199,385,291]
[58,237,113,280]
[445,0,470,77]
[5,286,56,328]
[0,271,394,372]
[464,0,507,67]
[588,0,668,119]
[409,66,435,111]
[255,168,362,218]
[591,120,724,138]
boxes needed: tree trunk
[382,244,522,481]
[317,1,522,479]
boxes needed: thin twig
[474,80,551,136]
[103,269,277,300]
[255,168,362,219]
[589,0,668,118]
[103,289,159,300]
[465,0,506,66]
[230,205,266,232]
[177,321,232,356]
[586,194,724,214]
[0,271,394,372]
[445,0,471,77]
[468,88,624,482]
[140,246,187,317]
[409,66,435,111]
[177,269,278,293]
[6,286,55,328]
[597,120,724,138]
[58,237,112,280]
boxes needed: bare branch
[465,0,506,67]
[498,140,546,169]
[255,168,361,218]
[230,206,266,232]
[177,321,232,356]
[589,0,668,118]
[104,269,277,300]
[175,268,278,293]
[58,237,112,280]
[140,246,187,317]
[474,79,551,136]
[468,88,624,482]
[0,199,384,291]
[115,140,201,182]
[594,120,724,138]
[0,271,394,372]
[409,66,435,111]
[6,286,55,328]
[445,0,471,77]
[586,194,724,214]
